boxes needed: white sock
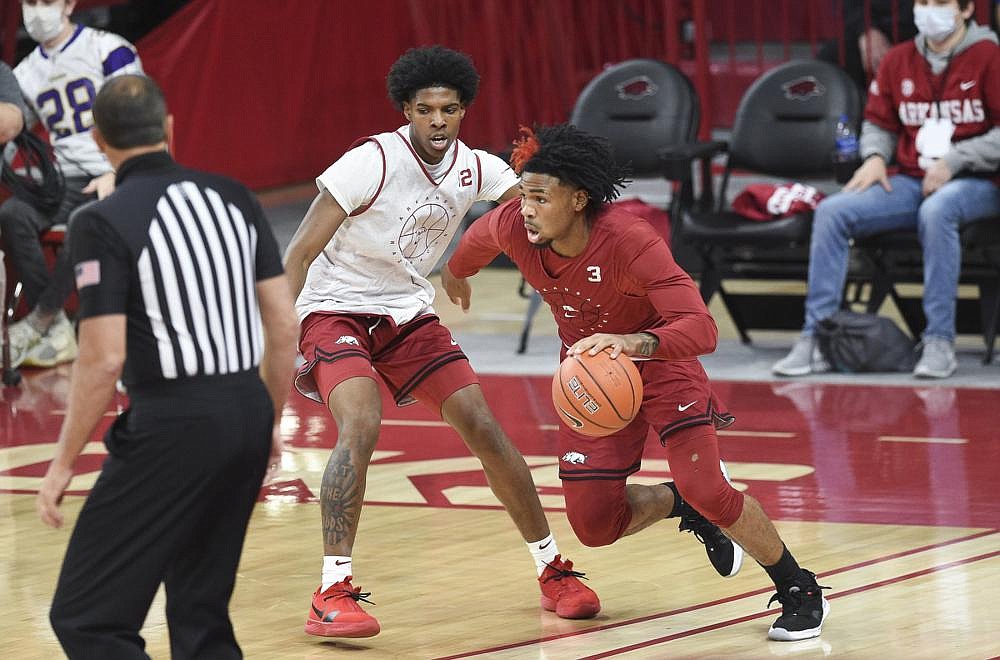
[321,555,352,590]
[527,534,559,576]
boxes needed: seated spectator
[774,0,1000,380]
[817,0,917,93]
[0,62,26,143]
[3,0,142,369]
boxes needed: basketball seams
[556,360,618,433]
[576,354,633,423]
[551,349,644,437]
[608,355,642,417]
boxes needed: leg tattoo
[321,449,362,548]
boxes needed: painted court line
[589,549,1000,658]
[879,435,967,444]
[436,529,998,659]
[578,550,1000,659]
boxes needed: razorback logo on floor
[732,183,824,221]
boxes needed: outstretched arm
[444,202,511,310]
[283,189,349,300]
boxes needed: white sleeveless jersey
[15,24,143,178]
[297,127,518,325]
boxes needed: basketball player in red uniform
[445,124,830,641]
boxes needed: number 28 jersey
[15,24,143,178]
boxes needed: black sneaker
[672,460,744,578]
[677,505,744,578]
[767,570,830,641]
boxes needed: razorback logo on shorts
[782,76,825,101]
[616,76,658,100]
[336,335,360,346]
[561,451,588,465]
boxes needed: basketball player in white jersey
[283,46,602,639]
[4,0,142,369]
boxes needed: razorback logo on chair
[615,76,658,100]
[782,76,825,101]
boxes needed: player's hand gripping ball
[552,349,643,437]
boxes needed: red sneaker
[304,577,381,638]
[538,555,601,619]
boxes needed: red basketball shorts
[295,312,478,415]
[557,358,737,545]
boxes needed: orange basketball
[551,349,644,437]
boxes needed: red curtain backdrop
[134,0,735,189]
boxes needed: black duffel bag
[815,310,917,373]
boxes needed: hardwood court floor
[3,366,999,658]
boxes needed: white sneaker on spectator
[23,313,78,368]
[772,337,830,377]
[6,319,44,369]
[913,337,956,379]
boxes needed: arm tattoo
[636,332,659,357]
[321,449,362,547]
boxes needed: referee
[36,75,298,659]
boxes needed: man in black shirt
[36,74,298,659]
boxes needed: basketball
[551,349,644,437]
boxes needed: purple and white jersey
[15,24,143,178]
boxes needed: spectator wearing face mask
[774,0,1000,380]
[2,0,143,371]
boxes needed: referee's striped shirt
[69,151,283,386]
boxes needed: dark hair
[386,45,480,109]
[511,124,631,217]
[93,74,167,149]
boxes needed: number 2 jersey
[296,126,518,326]
[448,199,718,361]
[15,24,143,178]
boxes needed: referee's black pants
[50,373,273,660]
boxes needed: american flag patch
[75,260,101,289]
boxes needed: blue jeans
[803,174,1000,341]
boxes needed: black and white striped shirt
[69,151,283,386]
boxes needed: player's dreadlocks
[511,124,630,217]
[386,45,480,109]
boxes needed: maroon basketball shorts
[557,357,733,483]
[557,358,736,544]
[295,312,478,415]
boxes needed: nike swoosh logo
[335,560,351,566]
[558,408,584,428]
[960,80,975,91]
[539,540,552,550]
[312,605,339,622]
[677,400,698,412]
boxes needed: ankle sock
[527,534,559,576]
[762,545,802,588]
[322,555,352,590]
[664,481,686,518]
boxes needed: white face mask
[913,5,960,43]
[22,2,66,44]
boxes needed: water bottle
[833,114,860,183]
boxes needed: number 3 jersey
[15,24,143,178]
[296,126,518,326]
[448,199,718,361]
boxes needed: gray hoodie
[859,20,1000,176]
